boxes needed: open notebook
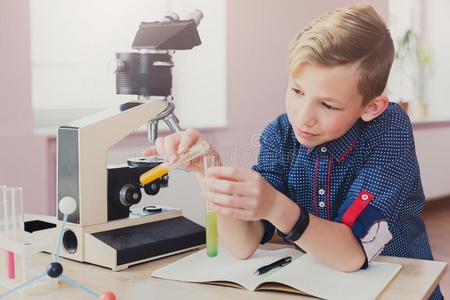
[152,247,401,300]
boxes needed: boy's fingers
[165,133,181,162]
[202,191,246,209]
[178,131,200,155]
[143,147,157,156]
[155,137,165,158]
[205,166,254,181]
[208,202,252,220]
[202,178,251,195]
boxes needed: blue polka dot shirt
[252,103,442,299]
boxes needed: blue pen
[254,256,292,275]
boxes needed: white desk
[0,247,447,300]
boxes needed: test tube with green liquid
[203,154,218,257]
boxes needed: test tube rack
[0,197,117,299]
[0,236,57,295]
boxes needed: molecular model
[0,197,117,300]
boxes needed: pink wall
[0,0,389,215]
[0,0,33,135]
[0,0,51,214]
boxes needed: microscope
[30,10,206,271]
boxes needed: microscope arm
[57,100,168,226]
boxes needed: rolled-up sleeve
[335,112,419,264]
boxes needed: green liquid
[206,211,218,257]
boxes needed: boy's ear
[360,95,389,122]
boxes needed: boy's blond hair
[289,4,394,104]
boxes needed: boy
[145,4,442,299]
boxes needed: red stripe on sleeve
[326,154,332,220]
[342,190,374,227]
[313,156,319,215]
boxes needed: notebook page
[152,246,303,291]
[265,254,401,300]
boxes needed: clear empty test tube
[9,187,24,242]
[203,153,218,257]
[0,186,5,280]
[0,185,5,236]
[0,185,5,279]
[139,141,210,185]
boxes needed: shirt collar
[306,119,362,162]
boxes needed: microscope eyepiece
[115,10,202,98]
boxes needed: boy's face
[285,62,366,147]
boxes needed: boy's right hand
[143,128,216,174]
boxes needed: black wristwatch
[277,205,309,243]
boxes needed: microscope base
[85,215,206,271]
[27,210,206,271]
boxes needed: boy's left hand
[201,166,277,221]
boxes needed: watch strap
[277,205,309,243]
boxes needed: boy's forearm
[296,215,366,271]
[270,192,366,272]
[217,215,264,259]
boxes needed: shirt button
[320,147,327,153]
[361,194,369,201]
[318,188,325,195]
[319,201,326,208]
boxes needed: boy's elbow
[230,246,258,260]
[336,253,367,272]
[234,252,252,260]
[219,235,258,260]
